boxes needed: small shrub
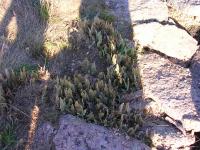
[0,126,16,149]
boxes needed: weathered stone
[53,115,150,150]
[167,0,200,39]
[138,52,200,132]
[167,0,200,19]
[130,99,195,149]
[134,22,198,61]
[142,117,195,149]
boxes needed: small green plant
[99,10,115,23]
[39,0,50,21]
[0,126,16,149]
[0,66,40,92]
[79,0,115,23]
[15,64,38,75]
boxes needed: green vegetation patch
[79,0,115,23]
[54,18,143,137]
[39,0,51,21]
[0,126,16,149]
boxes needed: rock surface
[167,0,200,39]
[133,22,199,61]
[128,0,168,23]
[167,0,200,18]
[138,52,200,132]
[106,0,199,148]
[142,117,195,149]
[33,115,151,150]
[131,98,195,149]
[53,115,150,150]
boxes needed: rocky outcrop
[138,52,200,132]
[106,0,168,23]
[167,0,200,19]
[131,98,195,149]
[143,117,195,150]
[106,0,198,61]
[134,22,198,61]
[106,0,199,148]
[53,115,150,150]
[33,115,151,150]
[167,0,200,40]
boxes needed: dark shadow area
[194,29,200,45]
[0,0,47,70]
[48,0,134,77]
[190,50,200,149]
[192,132,200,150]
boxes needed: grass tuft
[39,0,51,21]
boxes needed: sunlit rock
[134,22,198,61]
[53,115,151,150]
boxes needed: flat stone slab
[138,52,200,132]
[53,115,150,150]
[134,22,199,61]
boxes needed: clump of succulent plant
[54,17,143,138]
[80,58,97,75]
[82,17,139,92]
[55,72,143,136]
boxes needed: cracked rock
[53,115,150,150]
[143,117,195,150]
[134,22,198,61]
[167,0,200,19]
[138,52,200,132]
[130,99,195,149]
